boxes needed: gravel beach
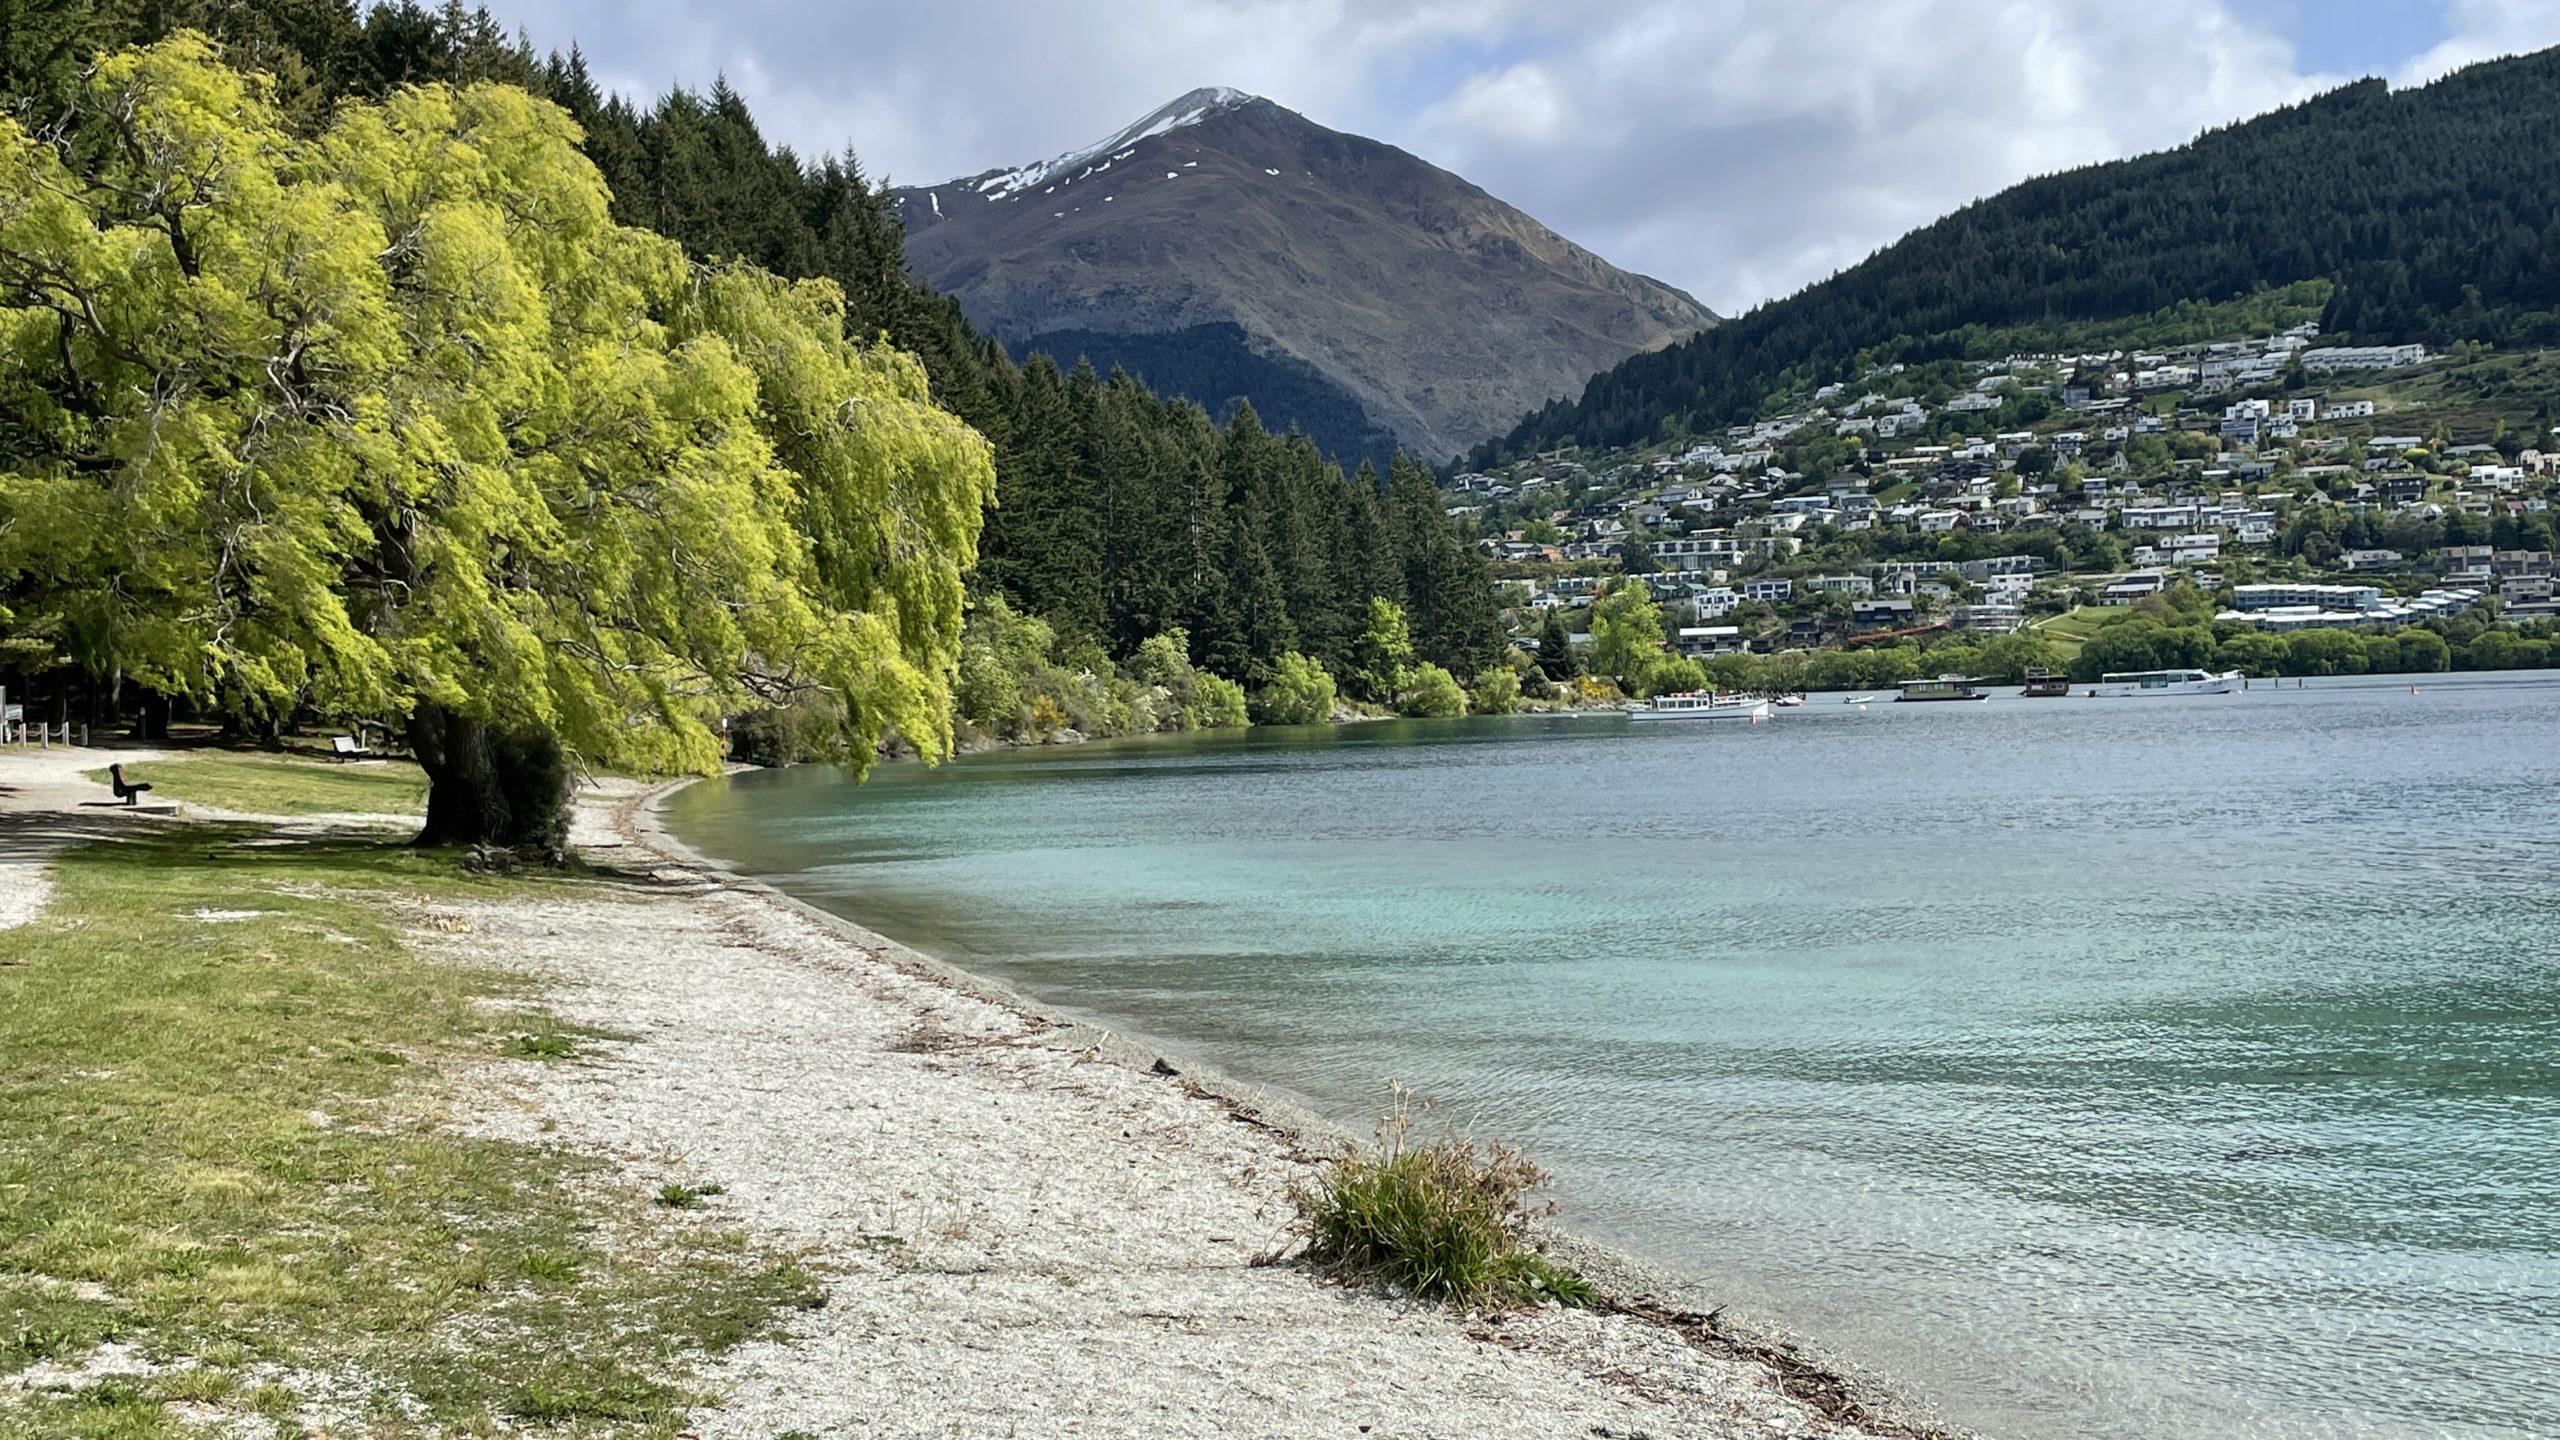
[430,779,1933,1439]
[0,751,1950,1438]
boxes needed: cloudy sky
[486,0,2560,313]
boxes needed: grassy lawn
[87,752,429,817]
[2031,604,2114,665]
[0,829,818,1438]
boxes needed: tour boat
[2088,668,2245,698]
[1895,675,1990,703]
[1630,691,1771,721]
[2021,668,2073,698]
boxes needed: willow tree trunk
[407,704,572,859]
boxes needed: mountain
[1477,47,2560,465]
[891,89,1715,462]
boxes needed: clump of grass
[654,1182,725,1210]
[1289,1087,1595,1309]
[514,1250,584,1283]
[507,1024,580,1061]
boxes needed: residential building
[1849,598,1918,630]
[1805,574,1875,596]
[2100,572,2170,604]
[2299,344,2429,373]
[1672,626,1750,658]
[1950,602,2024,633]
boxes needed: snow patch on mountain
[944,87,1255,202]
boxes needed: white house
[2300,344,2427,373]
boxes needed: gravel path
[0,746,173,930]
[430,783,1892,1439]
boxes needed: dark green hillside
[1479,49,2560,462]
[1011,323,1401,470]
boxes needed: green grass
[2031,604,2116,664]
[0,827,821,1437]
[1290,1091,1593,1311]
[85,752,428,817]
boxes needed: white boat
[1843,694,1877,705]
[1630,691,1771,722]
[2087,667,2245,698]
[1771,694,1805,708]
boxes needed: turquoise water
[659,674,2560,1439]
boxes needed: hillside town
[1451,322,2560,659]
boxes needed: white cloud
[493,0,2560,310]
[1438,62,1569,144]
[1404,1,2335,310]
[2400,0,2560,81]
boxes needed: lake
[658,673,2560,1439]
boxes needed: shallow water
[661,673,2560,1439]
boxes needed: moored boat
[1630,691,1771,721]
[2088,667,2244,698]
[1895,675,1990,703]
[2021,668,2072,698]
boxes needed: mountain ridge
[891,92,1715,461]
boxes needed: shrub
[1396,663,1467,718]
[1186,672,1249,729]
[1635,654,1708,698]
[1255,651,1338,725]
[1290,1091,1591,1309]
[1467,667,1520,715]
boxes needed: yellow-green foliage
[1637,653,1709,698]
[1291,1093,1590,1310]
[1350,598,1415,703]
[952,596,1202,740]
[0,829,820,1434]
[1254,651,1338,725]
[1186,672,1249,729]
[1128,627,1248,732]
[1587,580,1666,689]
[84,753,428,817]
[1396,663,1467,718]
[0,36,992,779]
[1466,667,1520,714]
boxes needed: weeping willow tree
[0,35,993,848]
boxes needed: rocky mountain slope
[892,89,1714,462]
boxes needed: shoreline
[627,771,1979,1439]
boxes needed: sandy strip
[421,782,1948,1440]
